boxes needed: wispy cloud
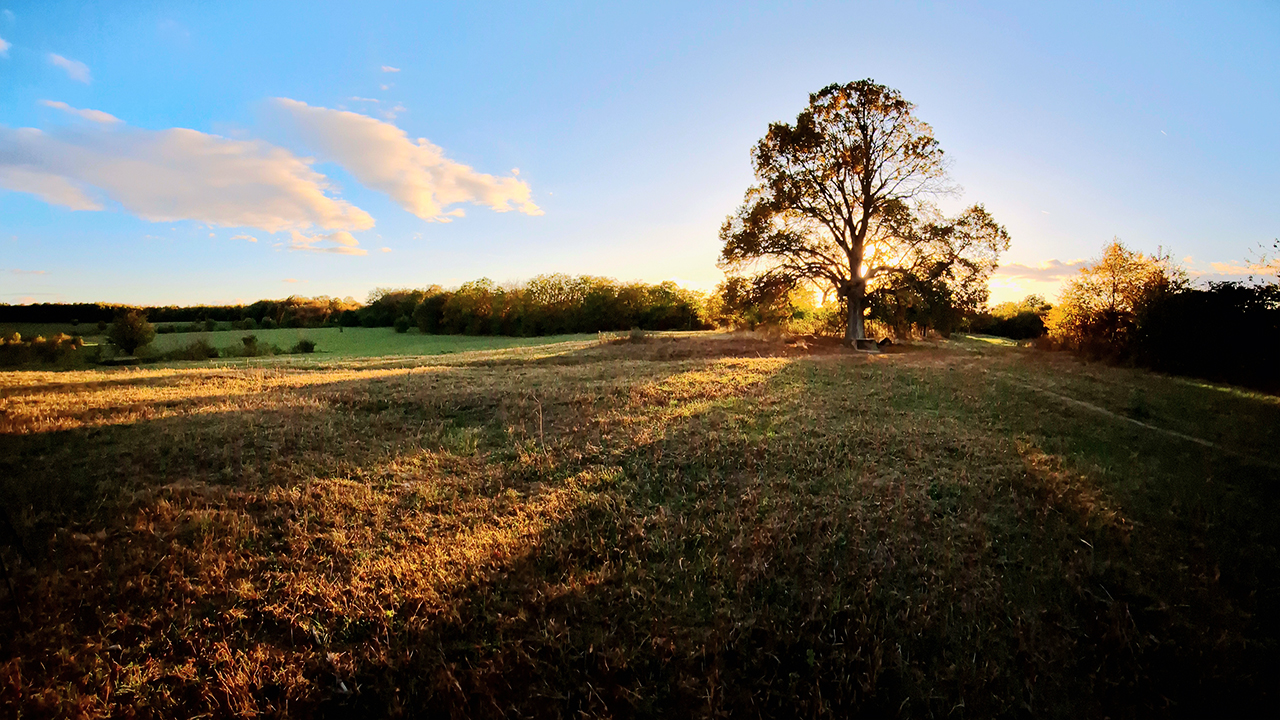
[282,278,301,283]
[273,98,542,222]
[40,99,120,124]
[348,96,380,103]
[48,53,91,83]
[991,259,1088,282]
[8,269,48,275]
[0,35,10,57]
[381,65,400,73]
[230,234,258,243]
[1208,261,1252,276]
[0,121,374,233]
[286,229,367,255]
[1184,258,1280,283]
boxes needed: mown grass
[145,327,601,359]
[0,334,1276,717]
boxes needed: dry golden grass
[1,334,1277,717]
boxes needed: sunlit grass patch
[1,336,1276,716]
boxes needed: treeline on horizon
[0,274,713,335]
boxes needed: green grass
[144,326,599,358]
[1,335,1276,717]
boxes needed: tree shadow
[4,343,1278,717]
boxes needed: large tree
[719,80,1009,342]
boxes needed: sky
[1,0,1278,306]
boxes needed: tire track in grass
[1000,375,1280,470]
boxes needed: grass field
[1,334,1277,717]
[1,322,601,361]
[144,327,600,359]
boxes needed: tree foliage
[1046,240,1187,357]
[719,79,1009,341]
[107,309,156,356]
[408,275,711,336]
[964,295,1053,340]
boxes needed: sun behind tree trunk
[718,80,1009,343]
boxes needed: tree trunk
[845,282,866,343]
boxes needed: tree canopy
[1046,239,1187,356]
[719,79,1009,341]
[107,309,156,356]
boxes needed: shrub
[291,339,316,354]
[163,339,219,361]
[203,319,217,332]
[1134,282,1280,392]
[0,333,85,367]
[394,315,412,333]
[108,309,157,355]
[241,317,257,331]
[260,317,277,330]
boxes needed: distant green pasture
[145,326,597,358]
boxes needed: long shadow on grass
[330,353,1280,718]
[3,346,1277,717]
[0,348,798,715]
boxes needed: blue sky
[2,0,1277,306]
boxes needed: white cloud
[273,98,542,222]
[3,10,14,22]
[0,35,10,57]
[991,259,1088,283]
[1208,261,1252,276]
[986,259,1092,303]
[282,278,301,283]
[380,247,391,253]
[40,99,120,124]
[9,269,47,275]
[48,53,91,83]
[349,96,380,103]
[286,229,367,255]
[381,65,400,72]
[0,122,374,233]
[230,234,258,242]
[0,164,102,210]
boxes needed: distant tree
[413,289,448,333]
[1047,239,1187,356]
[107,309,156,355]
[719,79,1009,343]
[966,294,1052,340]
[393,315,412,333]
[710,275,803,330]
